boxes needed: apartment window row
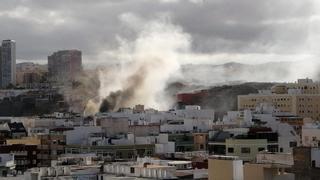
[298,104,319,108]
[298,98,317,101]
[272,98,290,102]
[243,104,255,108]
[276,104,290,108]
[298,110,318,114]
[227,147,265,154]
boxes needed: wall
[208,158,243,180]
[6,136,41,145]
[98,117,129,137]
[128,125,160,137]
[302,127,320,147]
[64,126,102,145]
[226,139,268,161]
[311,148,320,168]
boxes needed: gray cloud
[0,0,317,64]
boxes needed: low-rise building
[0,144,38,173]
[193,133,208,151]
[0,153,15,177]
[302,122,320,147]
[6,134,66,167]
[292,147,320,179]
[208,155,243,180]
[65,144,155,160]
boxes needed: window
[241,147,250,154]
[289,141,297,147]
[228,148,234,153]
[258,147,265,152]
[130,167,135,174]
[200,144,204,150]
[280,148,283,152]
[116,152,122,158]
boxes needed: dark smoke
[99,66,146,112]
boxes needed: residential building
[6,134,66,167]
[0,40,16,88]
[208,155,243,180]
[0,153,15,177]
[96,116,129,137]
[128,124,160,137]
[193,132,208,151]
[243,163,294,180]
[0,144,38,173]
[16,62,47,88]
[209,128,279,161]
[208,153,294,180]
[302,122,320,147]
[7,122,27,138]
[169,133,194,152]
[292,147,320,179]
[65,144,155,160]
[103,158,177,179]
[48,50,82,82]
[238,78,320,120]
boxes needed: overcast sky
[0,0,319,65]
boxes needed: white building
[64,126,103,145]
[218,105,300,153]
[0,153,15,177]
[302,122,320,147]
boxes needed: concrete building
[64,126,103,145]
[16,62,47,88]
[193,133,208,151]
[238,78,320,120]
[208,155,243,180]
[0,153,15,177]
[302,122,320,147]
[103,161,176,179]
[292,147,320,179]
[0,144,38,173]
[208,154,294,180]
[209,127,279,161]
[48,50,82,82]
[6,134,66,167]
[0,40,16,88]
[96,116,129,137]
[243,163,294,180]
[65,144,155,160]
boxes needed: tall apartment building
[48,50,82,82]
[238,78,320,120]
[0,40,16,88]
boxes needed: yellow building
[238,79,320,120]
[6,136,41,145]
[193,133,208,151]
[208,155,243,180]
[244,163,294,180]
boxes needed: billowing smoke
[90,15,191,112]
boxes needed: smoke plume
[93,14,191,112]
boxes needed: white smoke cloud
[94,14,191,112]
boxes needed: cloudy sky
[0,0,319,65]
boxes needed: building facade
[48,50,82,82]
[0,40,16,88]
[238,79,320,120]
